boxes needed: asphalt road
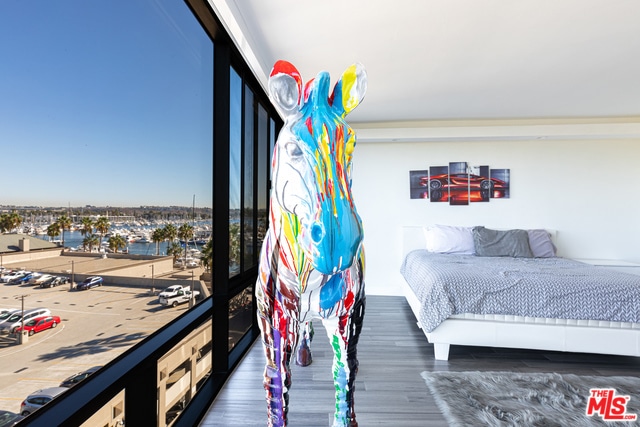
[0,280,191,414]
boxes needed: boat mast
[192,194,195,225]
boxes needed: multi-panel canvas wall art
[409,162,510,205]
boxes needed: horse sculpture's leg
[295,321,314,366]
[256,241,300,427]
[324,297,366,427]
[257,294,298,427]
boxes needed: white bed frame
[401,226,640,360]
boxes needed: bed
[400,225,640,360]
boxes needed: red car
[421,173,509,202]
[15,315,61,336]
[422,173,507,191]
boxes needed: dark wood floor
[199,295,640,426]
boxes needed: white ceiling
[211,0,640,139]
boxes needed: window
[1,0,213,403]
[226,72,277,351]
[243,85,255,270]
[1,2,283,422]
[229,67,242,277]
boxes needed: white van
[0,308,51,335]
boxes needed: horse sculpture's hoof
[332,419,358,427]
[295,340,312,366]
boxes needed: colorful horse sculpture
[256,60,367,427]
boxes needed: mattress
[400,251,640,332]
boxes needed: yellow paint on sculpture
[341,64,359,115]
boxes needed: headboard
[402,226,428,258]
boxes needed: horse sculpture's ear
[269,60,303,117]
[331,63,367,118]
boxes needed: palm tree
[108,234,127,254]
[46,223,60,243]
[0,212,22,233]
[80,217,94,238]
[178,223,194,265]
[83,234,100,252]
[229,222,241,271]
[79,217,93,251]
[167,242,183,262]
[178,223,194,245]
[151,228,165,256]
[56,214,72,248]
[7,212,22,233]
[95,216,110,246]
[0,214,9,233]
[163,224,177,251]
[200,239,212,272]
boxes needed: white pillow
[424,225,475,255]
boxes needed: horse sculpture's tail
[256,60,367,427]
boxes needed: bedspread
[400,251,640,332]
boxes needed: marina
[15,220,211,257]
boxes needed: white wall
[352,139,640,295]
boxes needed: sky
[0,1,213,208]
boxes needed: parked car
[159,288,200,307]
[40,276,70,288]
[0,409,24,426]
[158,285,189,298]
[19,387,68,416]
[7,272,36,285]
[37,276,55,288]
[29,274,54,285]
[76,276,103,290]
[0,308,51,335]
[15,315,61,336]
[0,309,19,324]
[2,271,29,284]
[59,365,103,388]
[0,271,27,283]
[186,259,200,268]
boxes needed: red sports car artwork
[420,173,509,202]
[423,173,507,190]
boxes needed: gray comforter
[400,251,640,332]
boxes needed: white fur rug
[422,371,640,426]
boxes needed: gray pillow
[527,229,557,258]
[473,226,533,258]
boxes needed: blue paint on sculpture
[255,60,367,427]
[320,275,344,310]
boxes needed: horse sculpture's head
[269,61,367,276]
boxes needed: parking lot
[0,278,192,414]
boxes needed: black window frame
[185,0,281,398]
